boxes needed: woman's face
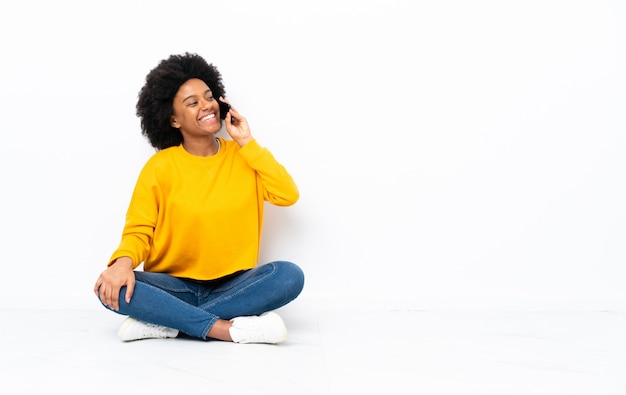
[170,78,222,139]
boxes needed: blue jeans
[99,261,304,339]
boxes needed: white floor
[2,305,626,394]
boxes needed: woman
[93,52,304,344]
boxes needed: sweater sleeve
[108,159,159,267]
[238,139,299,206]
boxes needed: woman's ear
[170,116,180,128]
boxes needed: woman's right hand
[93,257,135,311]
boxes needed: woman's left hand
[220,97,253,147]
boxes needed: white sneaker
[117,317,179,342]
[229,312,288,344]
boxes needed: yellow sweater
[109,138,299,280]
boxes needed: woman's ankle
[206,319,234,341]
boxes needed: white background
[0,0,624,311]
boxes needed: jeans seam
[202,263,277,310]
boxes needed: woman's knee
[274,261,305,295]
[95,285,128,313]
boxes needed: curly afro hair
[136,52,226,150]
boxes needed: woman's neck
[182,137,220,157]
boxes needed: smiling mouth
[200,114,216,121]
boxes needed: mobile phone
[219,101,231,120]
